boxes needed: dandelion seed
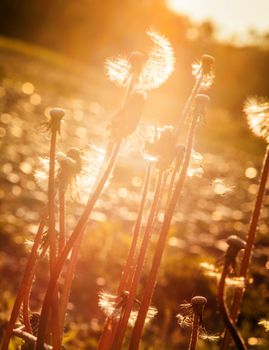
[258,319,269,332]
[105,29,175,92]
[212,178,234,196]
[225,276,245,288]
[98,291,157,327]
[244,97,269,142]
[187,149,204,177]
[199,331,220,342]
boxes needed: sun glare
[166,0,269,43]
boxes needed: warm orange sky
[167,0,269,43]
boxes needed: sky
[167,0,269,43]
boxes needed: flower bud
[191,296,207,322]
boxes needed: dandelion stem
[218,261,247,350]
[221,145,269,350]
[1,211,47,350]
[97,163,152,350]
[23,242,49,334]
[111,170,165,350]
[175,71,203,139]
[48,121,61,349]
[188,312,199,350]
[12,329,52,350]
[58,189,66,255]
[128,111,199,350]
[36,141,121,350]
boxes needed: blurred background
[0,1,269,349]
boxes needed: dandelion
[222,96,269,350]
[218,236,247,350]
[143,125,179,171]
[105,29,175,92]
[244,97,269,142]
[41,107,65,134]
[192,55,215,91]
[258,319,269,332]
[177,296,212,350]
[34,146,105,202]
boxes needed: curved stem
[221,146,269,350]
[218,262,247,350]
[128,113,199,350]
[23,242,49,334]
[1,211,47,350]
[36,141,121,350]
[112,170,165,350]
[97,163,152,350]
[188,313,199,350]
[12,329,52,350]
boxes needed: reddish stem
[23,242,49,334]
[111,170,165,350]
[218,262,247,350]
[36,141,121,350]
[188,313,199,350]
[1,211,47,350]
[97,163,152,350]
[221,145,269,350]
[128,113,199,350]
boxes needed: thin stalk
[12,329,52,350]
[188,313,199,350]
[128,112,199,350]
[111,170,165,350]
[58,189,66,255]
[36,141,121,350]
[175,71,203,138]
[23,242,49,334]
[97,163,152,350]
[1,211,47,350]
[221,145,269,350]
[48,125,60,349]
[218,262,247,350]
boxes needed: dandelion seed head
[258,319,269,332]
[143,124,178,170]
[226,235,246,251]
[244,97,269,142]
[105,29,175,92]
[192,56,215,90]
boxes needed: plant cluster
[1,29,269,350]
